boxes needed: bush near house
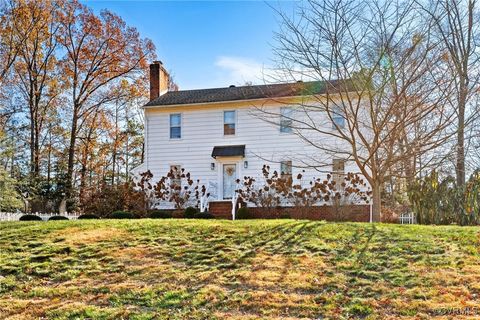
[184,206,198,219]
[78,214,100,220]
[193,212,214,219]
[236,207,252,219]
[19,215,43,221]
[148,210,173,219]
[279,212,291,219]
[235,165,371,220]
[109,211,137,219]
[48,216,69,221]
[0,220,479,319]
[76,167,373,222]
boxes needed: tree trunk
[371,183,382,222]
[47,130,52,194]
[79,150,88,205]
[34,125,40,175]
[29,106,36,176]
[456,85,466,186]
[66,108,79,201]
[112,147,116,185]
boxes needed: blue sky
[83,1,297,90]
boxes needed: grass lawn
[0,220,479,319]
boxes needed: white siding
[144,102,367,203]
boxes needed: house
[135,61,370,220]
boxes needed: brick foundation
[248,205,370,222]
[209,202,370,222]
[208,201,233,219]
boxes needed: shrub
[154,168,209,210]
[149,210,173,219]
[19,214,43,221]
[236,207,252,219]
[193,212,214,219]
[184,206,198,219]
[48,216,69,221]
[381,207,399,223]
[236,165,371,217]
[279,212,291,219]
[78,214,100,220]
[109,211,137,219]
[408,170,480,225]
[81,184,125,218]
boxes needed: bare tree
[265,0,455,221]
[417,0,480,186]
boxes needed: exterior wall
[143,97,369,208]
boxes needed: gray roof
[145,80,349,107]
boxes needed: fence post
[369,202,373,223]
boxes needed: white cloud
[214,56,267,86]
[212,56,321,88]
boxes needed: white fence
[399,212,416,224]
[0,212,81,222]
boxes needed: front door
[223,164,237,199]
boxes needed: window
[280,107,293,133]
[224,111,236,135]
[332,106,345,129]
[281,160,292,184]
[170,114,181,139]
[332,159,345,185]
[170,165,182,187]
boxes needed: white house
[134,61,370,219]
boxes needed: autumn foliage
[0,0,157,212]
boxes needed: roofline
[142,92,348,110]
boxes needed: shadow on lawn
[353,224,377,264]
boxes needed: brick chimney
[149,61,170,100]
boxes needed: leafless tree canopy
[263,0,457,221]
[417,0,480,185]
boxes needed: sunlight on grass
[0,220,479,319]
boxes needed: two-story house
[135,61,370,220]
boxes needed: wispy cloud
[214,56,268,86]
[213,55,319,88]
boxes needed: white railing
[399,212,416,224]
[0,212,81,222]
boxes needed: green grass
[0,220,479,319]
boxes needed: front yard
[0,220,479,319]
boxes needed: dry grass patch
[50,227,129,245]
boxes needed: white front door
[223,164,237,199]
